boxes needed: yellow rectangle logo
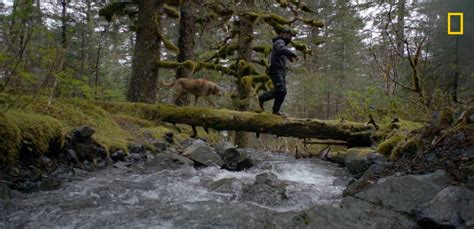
[448,12,464,35]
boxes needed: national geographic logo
[448,12,464,35]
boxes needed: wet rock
[417,186,474,228]
[241,172,288,206]
[271,196,416,228]
[150,152,194,170]
[128,144,146,154]
[164,131,174,144]
[65,149,79,164]
[183,142,223,167]
[344,148,385,178]
[355,170,452,215]
[150,139,168,152]
[111,150,126,162]
[0,183,11,200]
[215,140,235,158]
[113,161,132,170]
[73,125,95,142]
[221,148,254,171]
[208,178,243,194]
[180,138,206,149]
[125,153,147,163]
[236,148,270,166]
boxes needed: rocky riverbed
[1,125,474,228]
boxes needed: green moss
[163,4,180,19]
[301,19,324,27]
[390,137,421,160]
[266,13,291,24]
[28,99,132,153]
[377,134,403,156]
[7,110,64,158]
[0,113,21,167]
[440,108,454,126]
[161,35,179,54]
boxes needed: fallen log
[95,101,374,147]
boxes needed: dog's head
[212,85,224,97]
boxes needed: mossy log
[95,101,374,147]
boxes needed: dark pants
[259,71,287,113]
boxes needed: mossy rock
[390,137,421,160]
[377,134,404,157]
[0,113,21,167]
[6,110,64,159]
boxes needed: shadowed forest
[1,1,474,228]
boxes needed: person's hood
[273,36,290,45]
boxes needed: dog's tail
[160,81,174,88]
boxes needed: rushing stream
[1,151,350,228]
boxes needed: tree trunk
[175,0,195,106]
[234,1,254,147]
[127,0,162,103]
[95,101,374,147]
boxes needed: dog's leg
[194,95,199,106]
[174,93,184,105]
[204,96,217,107]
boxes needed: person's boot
[258,97,265,111]
[272,111,286,117]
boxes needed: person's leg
[272,73,287,114]
[258,72,279,110]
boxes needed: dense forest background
[1,0,473,148]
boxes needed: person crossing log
[95,101,374,147]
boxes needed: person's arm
[274,39,297,58]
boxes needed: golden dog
[161,78,223,107]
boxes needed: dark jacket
[268,37,297,73]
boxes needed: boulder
[183,142,223,167]
[128,143,146,154]
[355,170,451,215]
[215,140,235,158]
[271,196,416,228]
[110,150,126,162]
[241,172,288,206]
[417,186,474,228]
[151,152,194,170]
[150,139,168,152]
[344,148,385,178]
[208,178,244,194]
[0,183,11,200]
[221,148,254,171]
[73,125,95,142]
[163,131,174,144]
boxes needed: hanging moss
[302,19,324,28]
[299,3,315,13]
[159,32,179,54]
[163,4,180,19]
[252,59,269,68]
[266,13,292,24]
[164,0,184,7]
[313,37,325,45]
[252,45,272,56]
[276,0,290,7]
[182,60,197,71]
[243,12,260,23]
[157,60,181,69]
[209,4,234,17]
